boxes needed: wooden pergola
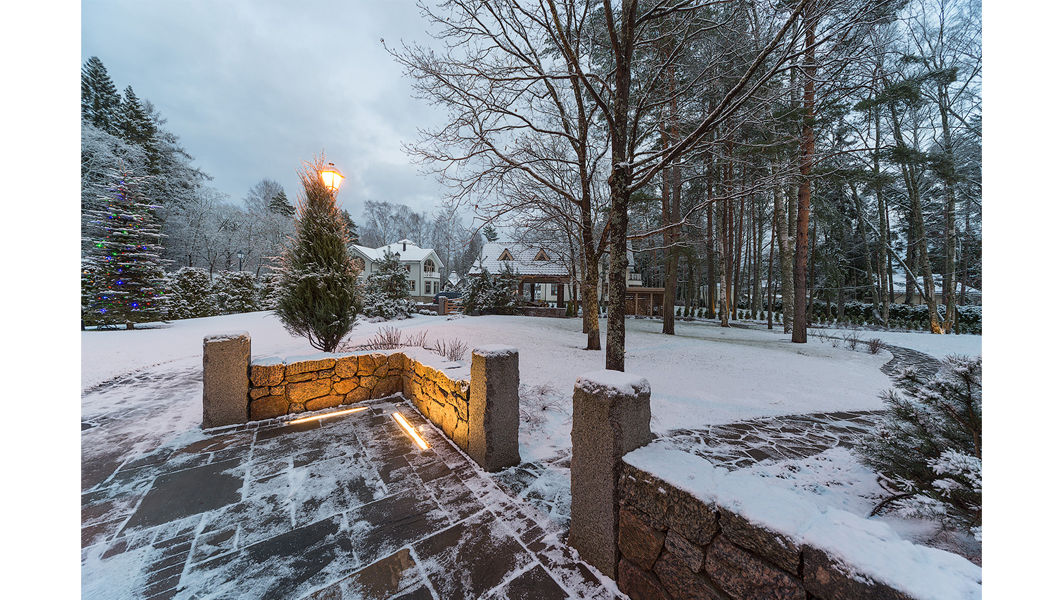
[517,274,571,305]
[625,287,665,316]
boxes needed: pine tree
[482,224,499,242]
[81,56,122,134]
[268,189,296,217]
[82,166,168,328]
[340,209,360,244]
[857,356,982,539]
[118,86,160,173]
[362,250,413,319]
[274,160,362,351]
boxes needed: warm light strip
[287,406,368,425]
[392,411,429,450]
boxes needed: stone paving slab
[82,394,615,600]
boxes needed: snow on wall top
[249,346,470,381]
[623,442,982,600]
[472,345,518,358]
[575,369,650,398]
[203,331,249,343]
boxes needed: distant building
[350,239,444,302]
[469,241,642,307]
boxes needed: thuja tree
[166,267,216,319]
[82,167,168,328]
[858,356,982,539]
[274,160,362,352]
[362,250,413,320]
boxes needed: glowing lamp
[320,162,344,193]
[393,411,429,450]
[287,406,368,425]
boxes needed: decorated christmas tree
[82,167,168,328]
[274,160,362,351]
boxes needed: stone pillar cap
[204,331,250,342]
[472,345,519,358]
[575,370,650,397]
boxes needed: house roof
[469,241,569,276]
[351,239,444,269]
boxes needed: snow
[575,370,650,398]
[624,442,982,600]
[820,326,981,361]
[203,330,249,342]
[472,344,518,359]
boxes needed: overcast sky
[81,0,450,217]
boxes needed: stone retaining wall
[203,333,517,471]
[616,462,914,600]
[248,351,472,451]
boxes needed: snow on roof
[623,442,982,600]
[351,239,444,268]
[469,241,569,276]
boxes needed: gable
[533,249,550,261]
[498,248,514,261]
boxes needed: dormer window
[498,249,514,261]
[533,249,549,261]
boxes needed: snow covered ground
[83,311,908,460]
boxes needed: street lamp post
[320,162,344,195]
[237,250,244,272]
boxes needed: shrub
[867,338,884,354]
[213,270,261,315]
[464,263,521,314]
[858,356,982,539]
[166,267,216,320]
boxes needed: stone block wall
[615,462,915,600]
[248,352,408,421]
[402,359,471,452]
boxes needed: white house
[469,241,641,307]
[350,239,444,302]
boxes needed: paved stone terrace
[82,396,615,600]
[496,341,945,521]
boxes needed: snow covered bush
[361,250,414,320]
[463,263,521,314]
[212,270,261,315]
[165,267,217,319]
[858,356,982,538]
[258,273,282,310]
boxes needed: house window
[425,281,432,294]
[551,284,558,296]
[533,249,550,261]
[498,249,513,261]
[424,259,435,273]
[410,280,416,292]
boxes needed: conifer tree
[268,189,296,217]
[81,56,122,134]
[858,356,982,539]
[118,86,159,173]
[274,160,362,351]
[82,166,168,328]
[482,224,499,242]
[362,250,413,319]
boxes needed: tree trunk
[792,5,817,344]
[774,177,794,333]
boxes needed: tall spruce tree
[268,189,296,217]
[81,56,122,134]
[274,160,362,351]
[118,86,160,173]
[82,166,168,328]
